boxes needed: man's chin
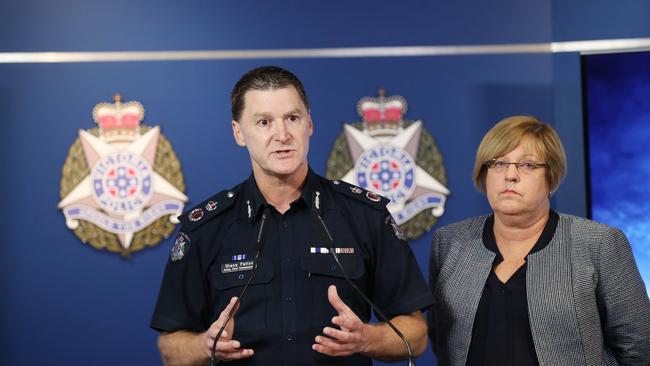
[263,163,306,178]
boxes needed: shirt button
[282,221,288,228]
[238,274,245,280]
[286,334,293,341]
[284,296,293,302]
[330,265,337,272]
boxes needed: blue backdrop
[1,1,649,365]
[583,50,650,295]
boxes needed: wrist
[358,322,379,356]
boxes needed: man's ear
[232,120,246,147]
[307,113,314,137]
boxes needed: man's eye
[257,119,270,127]
[288,115,300,122]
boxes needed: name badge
[221,260,255,273]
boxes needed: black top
[151,167,434,366]
[466,210,559,366]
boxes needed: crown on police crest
[357,89,407,136]
[92,94,145,143]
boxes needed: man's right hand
[203,297,254,361]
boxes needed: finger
[215,339,241,352]
[205,328,230,340]
[331,313,362,331]
[322,326,360,343]
[204,336,238,351]
[313,336,354,356]
[217,348,255,360]
[313,343,351,357]
[327,285,351,315]
[218,297,240,322]
[207,297,240,336]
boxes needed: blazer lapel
[435,218,495,366]
[526,217,585,365]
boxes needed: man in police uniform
[151,66,433,365]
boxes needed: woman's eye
[494,160,508,168]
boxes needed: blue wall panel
[0,54,552,365]
[2,0,650,365]
[0,0,552,52]
[552,0,650,41]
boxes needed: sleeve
[427,229,442,352]
[369,209,434,320]
[596,227,650,364]
[150,229,211,333]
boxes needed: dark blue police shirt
[151,168,433,366]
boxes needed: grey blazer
[428,213,650,366]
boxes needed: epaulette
[328,179,390,209]
[178,185,241,232]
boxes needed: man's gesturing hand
[204,297,254,361]
[312,285,372,357]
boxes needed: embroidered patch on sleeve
[170,232,191,262]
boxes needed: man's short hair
[472,115,567,194]
[231,66,310,121]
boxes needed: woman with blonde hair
[428,115,650,365]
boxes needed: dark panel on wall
[0,0,552,52]
[552,52,587,217]
[552,0,650,41]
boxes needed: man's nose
[273,120,290,141]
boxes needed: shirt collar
[241,173,267,222]
[299,167,327,215]
[241,166,327,222]
[482,209,559,265]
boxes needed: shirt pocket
[300,254,367,327]
[212,257,274,331]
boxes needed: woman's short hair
[472,115,567,194]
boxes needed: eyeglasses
[484,159,547,173]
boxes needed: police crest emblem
[58,94,188,257]
[326,90,449,240]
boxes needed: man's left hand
[312,285,371,357]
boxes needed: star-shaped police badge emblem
[327,89,450,240]
[58,94,188,257]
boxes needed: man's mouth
[274,149,294,156]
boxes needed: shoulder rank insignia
[178,187,240,232]
[366,191,381,202]
[188,208,204,222]
[328,179,389,208]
